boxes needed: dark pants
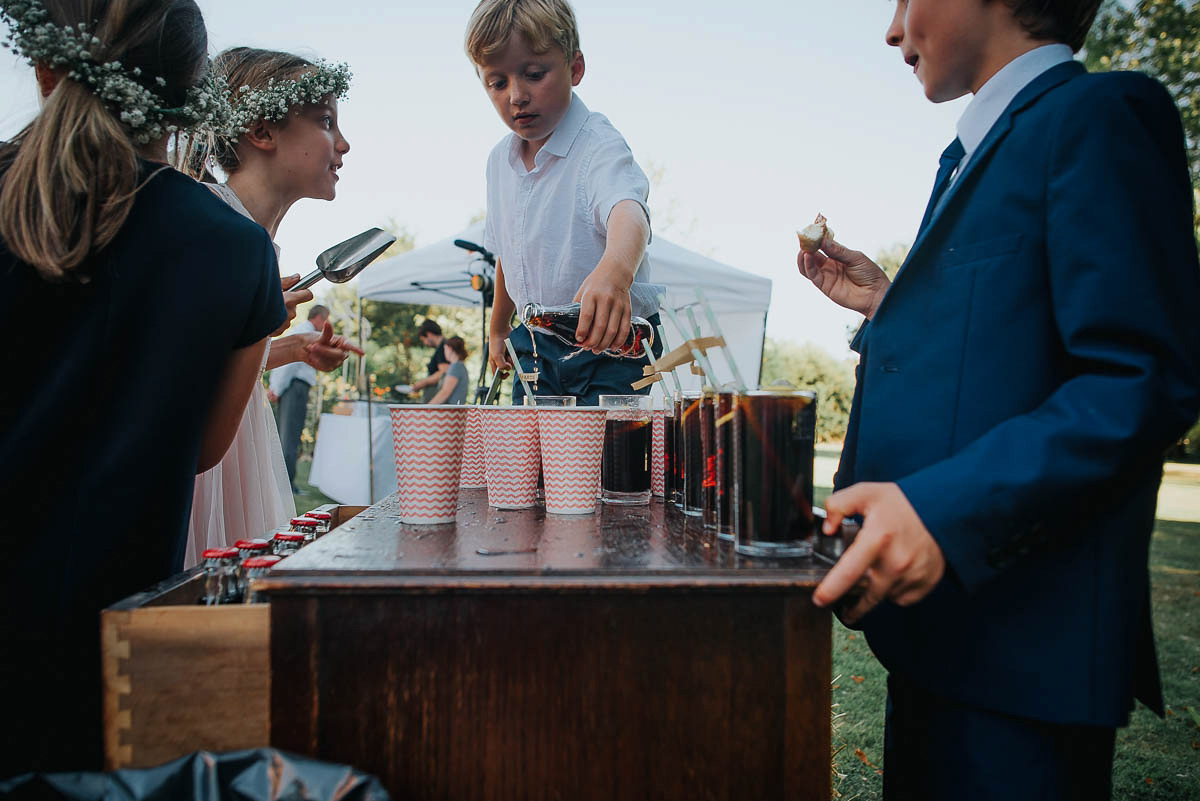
[882,673,1116,801]
[508,314,664,406]
[275,378,311,485]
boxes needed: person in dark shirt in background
[410,318,450,401]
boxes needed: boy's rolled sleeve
[585,134,651,242]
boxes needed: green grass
[821,467,1200,800]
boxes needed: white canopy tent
[357,221,773,396]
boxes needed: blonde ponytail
[0,0,215,280]
[0,80,138,280]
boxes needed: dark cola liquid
[524,304,653,359]
[671,397,684,507]
[682,394,703,516]
[733,392,816,547]
[602,418,651,493]
[701,395,717,528]
[715,392,734,537]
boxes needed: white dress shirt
[950,44,1075,188]
[483,92,663,321]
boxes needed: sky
[0,0,970,359]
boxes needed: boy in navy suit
[798,0,1200,797]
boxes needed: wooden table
[260,491,834,801]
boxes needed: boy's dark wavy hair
[1002,0,1103,52]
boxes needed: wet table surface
[262,490,835,592]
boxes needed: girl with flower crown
[0,0,292,774]
[183,47,359,566]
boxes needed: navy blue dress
[0,161,286,775]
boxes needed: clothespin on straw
[660,304,718,389]
[504,338,537,403]
[695,288,748,391]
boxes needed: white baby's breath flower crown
[0,0,232,144]
[229,60,352,135]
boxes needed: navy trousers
[275,377,311,486]
[882,673,1116,801]
[507,314,664,407]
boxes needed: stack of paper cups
[538,408,608,514]
[389,405,468,524]
[459,406,486,488]
[480,406,540,509]
[651,408,665,497]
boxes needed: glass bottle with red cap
[233,539,271,598]
[304,510,333,536]
[272,531,305,556]
[201,547,239,605]
[289,517,319,542]
[242,555,283,604]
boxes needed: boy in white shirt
[466,0,663,406]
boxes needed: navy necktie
[917,138,965,235]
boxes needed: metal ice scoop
[293,227,396,290]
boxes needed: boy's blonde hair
[465,0,580,66]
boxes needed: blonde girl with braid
[183,47,361,566]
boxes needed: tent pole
[362,296,374,505]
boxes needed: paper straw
[683,305,722,389]
[504,338,536,403]
[695,288,748,391]
[660,304,718,389]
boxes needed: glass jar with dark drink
[714,390,735,540]
[671,393,684,508]
[681,391,704,517]
[599,394,653,505]
[521,302,655,360]
[700,390,718,529]
[733,389,817,557]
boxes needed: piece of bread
[797,213,833,253]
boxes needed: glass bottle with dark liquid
[732,390,817,557]
[521,302,655,360]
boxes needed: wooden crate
[101,504,365,770]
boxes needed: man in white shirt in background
[269,304,328,490]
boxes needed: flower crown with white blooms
[229,60,352,136]
[0,0,232,144]
[0,0,352,146]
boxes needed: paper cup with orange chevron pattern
[651,408,666,497]
[459,406,486,488]
[389,405,468,524]
[480,406,541,509]
[538,407,608,514]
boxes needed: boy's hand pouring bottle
[520,302,655,360]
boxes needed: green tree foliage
[1085,0,1200,234]
[1087,2,1200,456]
[759,337,856,443]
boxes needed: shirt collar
[956,44,1074,157]
[506,92,589,172]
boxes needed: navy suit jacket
[840,62,1200,727]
